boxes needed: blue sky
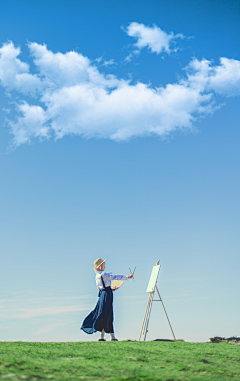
[0,0,239,342]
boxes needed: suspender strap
[101,275,106,289]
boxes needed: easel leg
[139,294,151,341]
[139,292,154,341]
[155,286,176,340]
[143,292,154,341]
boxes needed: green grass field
[0,341,239,380]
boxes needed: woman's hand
[128,273,134,279]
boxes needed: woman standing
[81,258,134,341]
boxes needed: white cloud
[0,295,91,319]
[124,22,184,55]
[29,42,121,89]
[124,49,140,63]
[0,41,240,147]
[9,102,49,146]
[36,321,69,335]
[0,42,43,94]
[102,59,116,67]
[15,306,86,319]
[185,57,240,96]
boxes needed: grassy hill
[0,340,239,380]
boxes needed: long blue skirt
[81,286,114,334]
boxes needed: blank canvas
[146,265,160,293]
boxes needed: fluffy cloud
[0,40,240,147]
[29,42,121,89]
[124,22,184,55]
[0,42,43,94]
[185,57,240,96]
[8,102,49,145]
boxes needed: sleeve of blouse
[103,272,128,281]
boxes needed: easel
[139,260,176,341]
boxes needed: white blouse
[95,270,128,291]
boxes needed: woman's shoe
[111,338,118,341]
[98,339,106,341]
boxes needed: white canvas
[146,265,160,293]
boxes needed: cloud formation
[0,295,90,319]
[184,57,240,97]
[0,39,240,147]
[124,22,184,55]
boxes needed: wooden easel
[139,260,176,341]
